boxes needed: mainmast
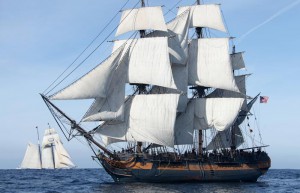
[195,0,204,157]
[35,126,42,167]
[195,0,203,39]
[48,128,56,169]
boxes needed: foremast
[40,94,117,159]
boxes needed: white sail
[82,97,124,122]
[142,11,190,112]
[174,101,195,145]
[167,9,190,65]
[41,128,57,169]
[54,140,76,168]
[20,142,41,169]
[41,128,75,169]
[82,53,127,122]
[206,126,244,150]
[41,145,55,169]
[150,64,188,112]
[146,9,190,65]
[207,75,247,98]
[193,98,244,131]
[100,135,125,146]
[231,52,246,70]
[116,6,168,36]
[42,128,60,145]
[113,37,177,89]
[97,94,180,147]
[188,38,239,92]
[178,4,226,32]
[50,46,125,100]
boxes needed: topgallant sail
[41,0,271,182]
[19,128,75,169]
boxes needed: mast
[47,126,56,169]
[136,0,146,154]
[231,124,237,150]
[231,44,237,150]
[35,126,42,168]
[195,0,203,39]
[195,0,203,157]
[40,94,117,159]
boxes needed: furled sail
[178,4,226,32]
[20,142,42,169]
[50,46,125,100]
[231,52,246,70]
[97,94,180,147]
[206,126,244,150]
[188,38,239,92]
[115,6,168,36]
[193,98,244,131]
[113,37,177,89]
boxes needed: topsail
[116,6,168,36]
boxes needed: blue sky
[1,0,300,169]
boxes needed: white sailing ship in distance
[20,128,75,169]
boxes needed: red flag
[260,96,269,103]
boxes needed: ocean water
[0,169,299,193]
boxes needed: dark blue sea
[0,169,299,193]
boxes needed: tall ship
[41,0,271,182]
[19,127,75,169]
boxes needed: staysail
[206,126,244,150]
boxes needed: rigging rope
[43,0,139,95]
[164,0,184,16]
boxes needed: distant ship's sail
[41,128,75,169]
[20,128,75,169]
[20,142,42,169]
